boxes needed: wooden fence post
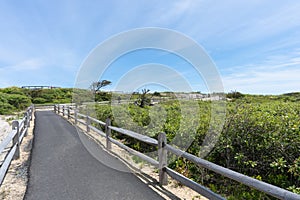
[62,105,65,116]
[54,105,57,113]
[105,118,111,150]
[29,105,33,121]
[27,109,31,127]
[12,121,20,160]
[158,132,168,185]
[74,109,78,125]
[67,106,70,120]
[24,112,29,136]
[58,105,60,114]
[86,115,90,132]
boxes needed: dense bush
[29,88,73,103]
[72,88,94,104]
[32,97,47,104]
[0,90,31,114]
[87,95,300,199]
[226,90,244,99]
[95,91,111,102]
[0,101,15,115]
[1,87,299,198]
[6,94,31,109]
[0,86,29,95]
[203,99,300,198]
[0,87,74,114]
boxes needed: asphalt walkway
[25,111,164,200]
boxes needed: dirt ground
[0,116,12,143]
[0,114,35,200]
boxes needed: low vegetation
[0,87,73,114]
[1,86,299,199]
[82,92,300,199]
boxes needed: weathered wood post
[86,113,90,133]
[67,106,70,120]
[12,121,20,160]
[28,105,33,121]
[28,107,32,127]
[57,105,60,114]
[54,104,57,113]
[32,105,34,119]
[62,105,65,116]
[158,132,168,185]
[24,112,29,136]
[26,111,30,133]
[74,108,78,125]
[105,118,111,150]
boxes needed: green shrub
[32,97,47,104]
[6,94,31,110]
[0,86,26,95]
[0,103,15,114]
[90,97,300,199]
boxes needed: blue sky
[0,0,300,94]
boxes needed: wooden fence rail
[54,104,300,200]
[0,105,34,185]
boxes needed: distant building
[21,86,61,90]
[175,93,205,100]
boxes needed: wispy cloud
[0,0,299,94]
[0,58,45,71]
[232,2,300,44]
[0,58,45,87]
[222,49,300,94]
[155,0,197,23]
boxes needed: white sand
[0,114,34,200]
[0,116,11,142]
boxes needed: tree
[153,91,161,96]
[90,80,111,95]
[139,89,150,108]
[226,90,244,99]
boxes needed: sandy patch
[0,116,12,143]
[0,113,35,200]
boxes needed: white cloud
[0,58,45,87]
[222,50,300,94]
[1,0,300,94]
[161,1,300,50]
[137,0,201,27]
[0,58,45,71]
[230,2,300,44]
[161,0,196,20]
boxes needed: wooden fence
[0,105,34,185]
[54,104,300,200]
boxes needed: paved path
[25,111,164,200]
